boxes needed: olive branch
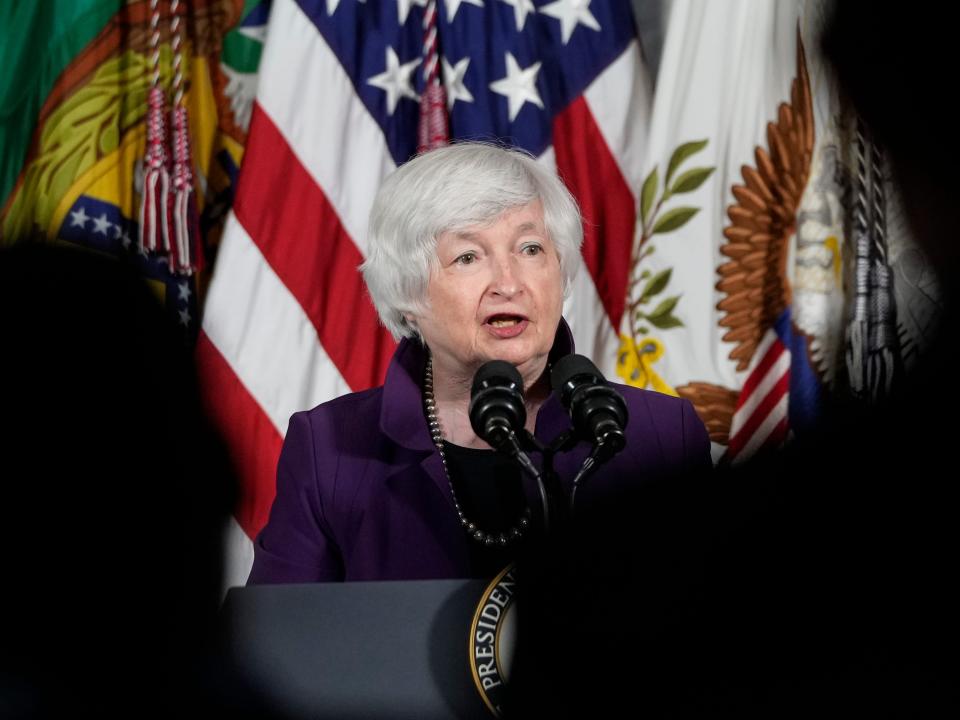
[627,139,715,340]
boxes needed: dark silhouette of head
[0,242,240,717]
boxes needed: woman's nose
[490,255,521,297]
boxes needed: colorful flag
[197,0,653,587]
[0,0,259,333]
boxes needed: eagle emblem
[676,29,843,458]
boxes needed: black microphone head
[471,360,523,396]
[469,360,526,450]
[550,354,604,409]
[550,354,628,455]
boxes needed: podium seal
[468,564,518,717]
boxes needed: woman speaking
[247,142,710,583]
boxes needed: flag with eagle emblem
[616,0,940,463]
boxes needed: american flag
[726,313,793,462]
[197,0,651,585]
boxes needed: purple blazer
[247,323,711,584]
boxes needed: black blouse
[442,441,529,578]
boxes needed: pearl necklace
[424,357,531,547]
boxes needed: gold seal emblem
[468,564,517,717]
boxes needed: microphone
[469,361,550,529]
[468,360,527,453]
[551,354,628,463]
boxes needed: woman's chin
[482,346,546,378]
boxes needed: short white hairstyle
[361,142,584,340]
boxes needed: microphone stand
[524,428,624,521]
[519,430,577,535]
[569,445,607,511]
[500,432,552,534]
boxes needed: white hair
[361,142,584,340]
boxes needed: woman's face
[412,200,564,388]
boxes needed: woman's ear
[402,313,422,339]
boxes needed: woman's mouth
[484,314,529,338]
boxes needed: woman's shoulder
[307,384,385,416]
[612,382,709,461]
[287,385,387,446]
[613,382,694,417]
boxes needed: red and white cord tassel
[171,105,201,274]
[139,0,172,253]
[417,0,450,153]
[169,0,200,274]
[139,85,172,253]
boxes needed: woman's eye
[455,252,477,265]
[521,244,543,256]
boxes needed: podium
[220,579,503,719]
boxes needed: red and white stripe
[199,0,651,588]
[726,328,791,464]
[555,39,651,367]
